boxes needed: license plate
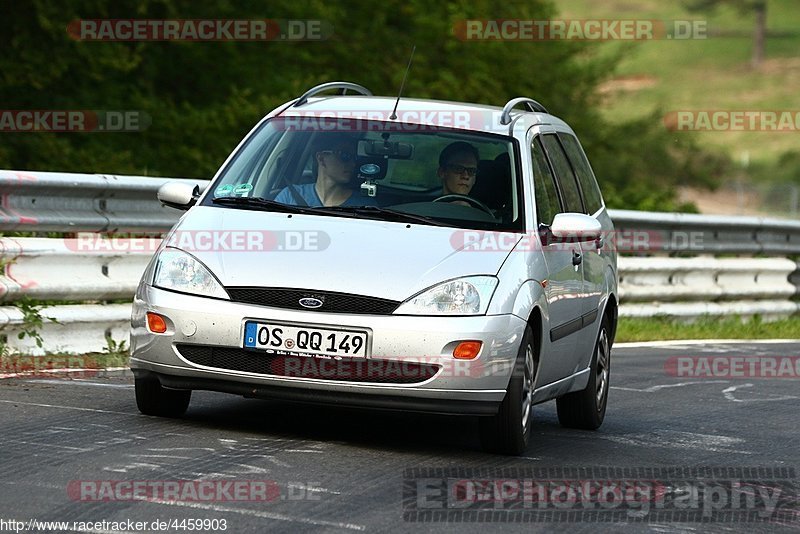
[243,321,369,358]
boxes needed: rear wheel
[135,376,191,417]
[480,326,537,455]
[556,315,611,429]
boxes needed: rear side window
[530,137,562,226]
[559,133,603,214]
[541,134,584,214]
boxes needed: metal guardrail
[3,171,800,255]
[618,257,798,302]
[0,170,798,355]
[0,237,148,301]
[618,256,800,320]
[607,209,800,256]
[2,170,800,253]
[0,303,131,357]
[0,170,206,232]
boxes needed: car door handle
[572,251,582,266]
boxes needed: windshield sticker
[214,184,234,198]
[233,183,253,196]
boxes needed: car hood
[168,206,519,302]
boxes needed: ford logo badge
[299,297,323,309]
[359,163,380,176]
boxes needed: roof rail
[499,97,549,125]
[293,82,373,107]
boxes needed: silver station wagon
[131,82,618,455]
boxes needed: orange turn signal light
[146,312,168,334]
[453,341,482,360]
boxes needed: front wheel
[135,376,191,417]
[479,326,537,455]
[556,315,611,429]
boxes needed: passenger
[437,141,479,205]
[274,135,376,207]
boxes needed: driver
[274,133,376,207]
[437,141,479,203]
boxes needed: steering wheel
[432,194,494,216]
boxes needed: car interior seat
[471,152,512,221]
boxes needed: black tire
[556,315,612,430]
[480,326,537,455]
[135,376,191,417]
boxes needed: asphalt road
[0,342,797,533]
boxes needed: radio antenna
[389,46,416,120]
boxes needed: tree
[0,0,728,211]
[685,0,767,68]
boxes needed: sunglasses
[321,150,356,162]
[445,164,478,177]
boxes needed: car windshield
[202,118,523,231]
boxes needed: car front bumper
[130,284,527,415]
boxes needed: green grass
[92,351,130,369]
[616,314,800,342]
[557,0,800,167]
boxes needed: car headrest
[471,154,512,210]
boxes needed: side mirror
[157,181,201,211]
[549,213,602,241]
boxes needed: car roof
[272,95,571,136]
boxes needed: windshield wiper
[212,196,364,218]
[211,196,321,215]
[213,197,448,226]
[323,206,450,227]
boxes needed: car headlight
[394,276,498,316]
[152,248,229,299]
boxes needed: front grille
[176,344,439,384]
[226,287,400,315]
